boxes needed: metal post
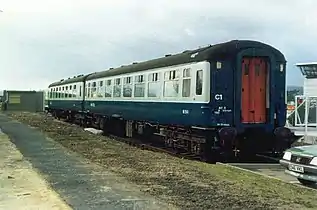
[315,97,317,129]
[295,96,298,126]
[304,96,309,142]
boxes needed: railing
[289,95,317,143]
[294,95,317,127]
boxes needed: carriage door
[241,57,268,123]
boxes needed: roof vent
[109,67,114,70]
[133,62,138,64]
[165,54,171,57]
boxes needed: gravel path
[0,114,175,210]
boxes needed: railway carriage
[84,61,209,128]
[47,40,293,161]
[47,75,88,121]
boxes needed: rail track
[50,114,205,161]
[49,113,281,163]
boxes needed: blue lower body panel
[48,100,82,112]
[84,100,212,127]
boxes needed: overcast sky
[0,0,316,91]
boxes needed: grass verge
[5,111,317,210]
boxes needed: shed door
[241,57,268,123]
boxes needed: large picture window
[134,75,145,97]
[164,70,179,97]
[148,72,160,97]
[114,78,122,97]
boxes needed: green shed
[2,90,45,112]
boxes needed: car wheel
[297,178,316,186]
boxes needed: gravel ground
[4,111,317,210]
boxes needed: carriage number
[215,94,223,101]
[182,109,189,115]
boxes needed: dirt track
[6,111,317,210]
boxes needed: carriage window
[183,68,190,77]
[91,82,97,97]
[63,86,67,98]
[105,79,112,97]
[97,81,103,98]
[79,86,82,97]
[134,75,145,97]
[196,70,203,95]
[66,86,69,98]
[123,76,132,97]
[164,70,179,97]
[70,85,73,98]
[73,85,76,98]
[148,72,159,82]
[58,87,61,98]
[114,78,122,97]
[87,83,91,97]
[182,68,191,97]
[164,70,179,80]
[148,72,160,97]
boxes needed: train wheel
[113,118,125,137]
[99,117,110,136]
[201,141,218,163]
